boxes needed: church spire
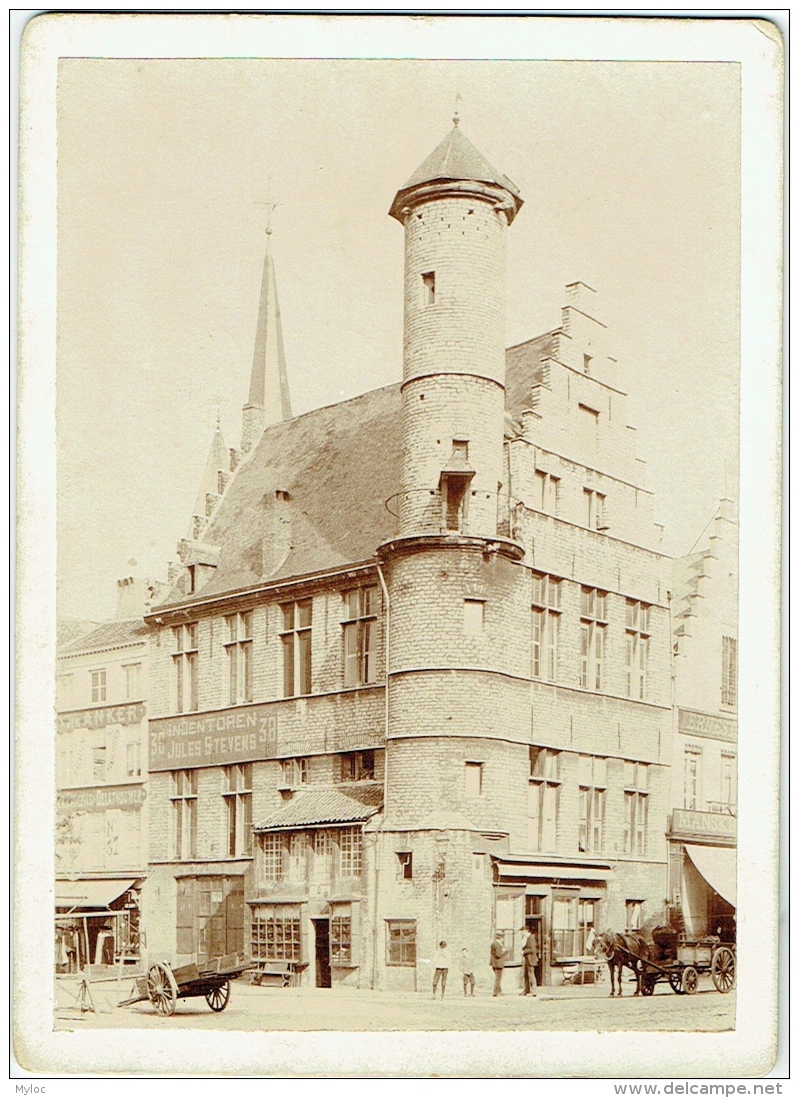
[241,222,292,454]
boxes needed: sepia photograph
[15,13,782,1080]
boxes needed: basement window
[422,271,436,305]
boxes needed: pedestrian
[490,931,507,997]
[432,940,451,999]
[521,926,538,996]
[460,946,476,996]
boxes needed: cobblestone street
[56,973,735,1033]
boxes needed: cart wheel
[205,980,231,1012]
[669,971,686,995]
[711,947,735,994]
[681,966,699,995]
[148,962,178,1016]
[642,975,656,996]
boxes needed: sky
[55,56,740,622]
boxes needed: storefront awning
[495,862,612,882]
[55,878,136,912]
[684,844,737,907]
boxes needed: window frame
[386,919,417,967]
[721,635,738,707]
[90,669,107,704]
[172,623,199,714]
[171,769,198,860]
[531,573,562,682]
[222,763,253,858]
[280,599,312,698]
[342,586,379,687]
[224,611,254,705]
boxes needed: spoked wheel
[681,966,699,995]
[669,971,686,995]
[205,979,231,1012]
[641,974,656,996]
[711,947,735,994]
[148,961,178,1016]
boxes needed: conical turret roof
[191,423,229,523]
[390,124,523,222]
[249,235,292,422]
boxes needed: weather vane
[255,178,280,235]
[453,91,462,127]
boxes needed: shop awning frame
[55,878,137,914]
[684,844,737,907]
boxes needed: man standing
[432,940,451,999]
[490,932,507,997]
[521,926,538,996]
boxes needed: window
[338,828,363,877]
[534,471,560,515]
[280,600,312,697]
[721,635,738,707]
[396,851,413,879]
[583,488,607,531]
[251,905,302,962]
[626,900,644,931]
[126,740,141,778]
[623,761,649,856]
[578,755,607,854]
[583,353,592,375]
[532,573,561,681]
[90,669,107,704]
[386,920,416,966]
[529,747,560,852]
[260,833,286,884]
[281,757,309,787]
[288,832,307,882]
[223,764,252,857]
[464,761,484,797]
[312,829,334,880]
[578,404,599,452]
[340,750,375,782]
[331,907,353,966]
[720,752,736,812]
[173,623,199,713]
[343,587,379,686]
[171,770,197,860]
[683,747,702,810]
[463,598,485,636]
[580,588,607,690]
[225,612,253,704]
[421,271,435,305]
[92,745,106,782]
[124,663,141,701]
[552,894,597,959]
[625,600,651,700]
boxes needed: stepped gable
[504,331,559,418]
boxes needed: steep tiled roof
[60,618,148,655]
[390,125,523,222]
[158,335,555,610]
[254,786,383,832]
[160,384,403,607]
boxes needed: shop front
[668,808,737,941]
[492,857,612,987]
[55,878,142,973]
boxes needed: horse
[592,930,651,996]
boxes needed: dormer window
[422,271,436,306]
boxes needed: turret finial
[453,91,462,127]
[256,177,280,236]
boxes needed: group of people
[431,928,539,999]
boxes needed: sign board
[670,808,737,843]
[57,703,146,733]
[677,708,737,742]
[57,783,147,813]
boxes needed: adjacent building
[142,122,675,990]
[667,500,738,942]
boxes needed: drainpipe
[372,560,391,990]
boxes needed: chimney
[262,489,292,577]
[116,576,147,620]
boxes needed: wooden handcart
[119,952,251,1016]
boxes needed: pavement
[55,971,736,1033]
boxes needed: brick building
[667,500,738,942]
[55,578,151,972]
[142,122,674,990]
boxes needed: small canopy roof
[254,788,382,833]
[684,843,737,907]
[55,878,137,912]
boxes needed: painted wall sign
[57,783,147,813]
[670,808,737,842]
[57,703,146,733]
[148,697,384,771]
[677,708,737,742]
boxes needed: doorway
[313,918,331,988]
[525,894,545,987]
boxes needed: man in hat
[521,926,538,996]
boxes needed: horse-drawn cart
[639,937,735,996]
[119,952,251,1016]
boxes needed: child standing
[460,946,476,996]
